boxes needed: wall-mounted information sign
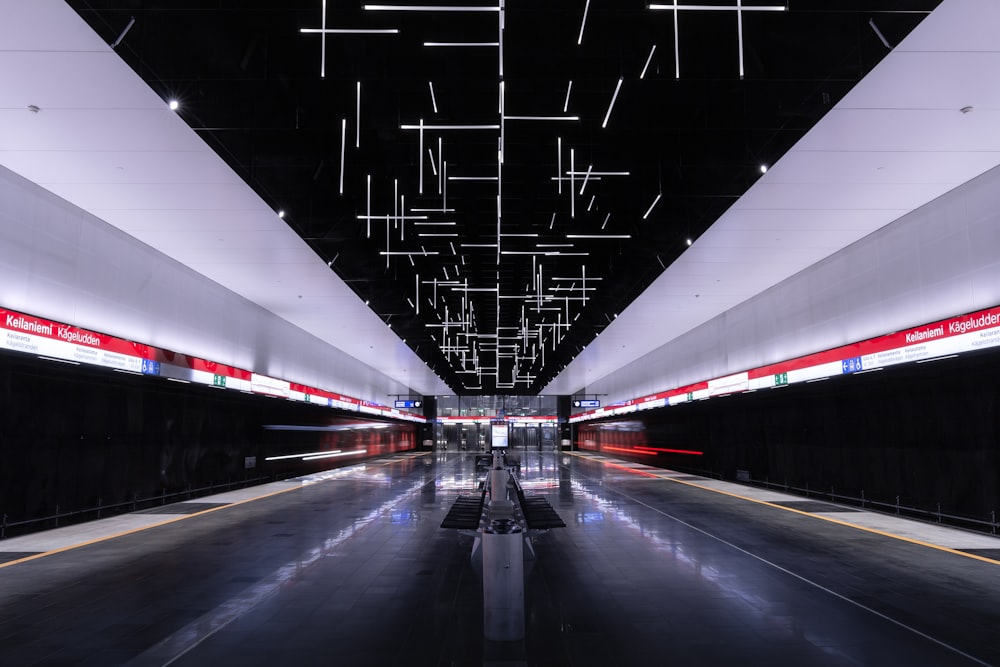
[0,307,424,424]
[573,399,601,408]
[394,400,422,408]
[571,304,1000,424]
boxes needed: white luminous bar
[427,147,438,176]
[579,164,593,195]
[365,4,500,11]
[448,175,499,181]
[549,212,557,229]
[357,214,427,220]
[640,44,657,79]
[339,118,346,194]
[567,234,630,239]
[737,0,744,78]
[503,115,579,121]
[265,449,342,461]
[425,41,499,47]
[380,251,440,255]
[356,81,361,147]
[564,170,629,176]
[300,28,400,33]
[602,211,610,229]
[428,81,439,113]
[563,80,573,112]
[419,233,459,237]
[537,243,573,248]
[461,243,498,248]
[577,0,591,45]
[413,221,457,225]
[570,148,575,218]
[557,137,562,194]
[418,118,424,194]
[366,174,372,237]
[410,207,455,212]
[649,2,785,10]
[400,124,499,130]
[643,193,662,219]
[602,77,623,129]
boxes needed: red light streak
[634,446,704,456]
[603,445,657,456]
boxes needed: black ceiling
[68,0,938,394]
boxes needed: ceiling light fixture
[601,77,624,128]
[642,193,662,219]
[640,44,657,79]
[168,99,179,111]
[577,0,591,45]
[563,80,573,112]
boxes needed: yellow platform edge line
[571,451,1000,567]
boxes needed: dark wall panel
[577,350,1000,526]
[0,353,416,535]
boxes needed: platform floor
[1,449,999,666]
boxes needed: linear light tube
[365,4,500,11]
[602,77,623,128]
[428,81,439,113]
[424,41,499,46]
[339,118,346,194]
[567,234,630,239]
[503,115,579,121]
[648,3,785,10]
[300,28,400,33]
[642,193,662,219]
[401,124,499,130]
[356,82,361,147]
[577,0,591,45]
[564,80,573,112]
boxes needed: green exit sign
[686,392,694,402]
[774,372,788,386]
[213,374,226,387]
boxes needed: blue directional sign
[394,400,422,408]
[141,359,161,376]
[573,399,601,408]
[841,357,863,374]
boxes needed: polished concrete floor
[1,449,999,666]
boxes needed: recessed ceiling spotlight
[759,164,768,174]
[686,238,693,246]
[277,210,285,218]
[168,99,179,111]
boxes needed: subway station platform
[1,449,999,666]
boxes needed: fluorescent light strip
[365,4,500,11]
[577,0,591,45]
[461,243,499,248]
[643,193,662,219]
[401,124,499,130]
[564,170,630,176]
[413,221,456,225]
[602,77,624,128]
[356,82,361,147]
[563,80,573,112]
[579,164,593,195]
[428,81,438,113]
[503,115,579,121]
[300,28,400,34]
[448,175,499,181]
[339,118,346,194]
[424,41,499,46]
[649,3,785,10]
[419,233,459,237]
[640,44,657,79]
[380,251,440,255]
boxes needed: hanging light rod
[401,123,499,130]
[648,3,785,11]
[365,4,500,10]
[424,41,499,46]
[503,115,580,121]
[300,28,399,34]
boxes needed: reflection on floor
[1,449,998,666]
